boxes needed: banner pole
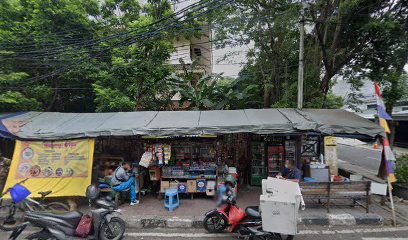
[387,178,396,226]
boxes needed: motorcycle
[8,185,126,240]
[203,197,293,240]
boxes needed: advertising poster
[4,139,95,197]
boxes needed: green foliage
[212,0,407,109]
[0,0,182,112]
[167,60,261,110]
[0,91,42,112]
[395,154,408,184]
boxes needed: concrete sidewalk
[101,186,403,229]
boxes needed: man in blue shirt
[278,160,301,182]
[111,161,139,205]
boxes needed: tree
[211,0,407,109]
[0,0,100,112]
[91,0,178,112]
[309,0,408,100]
[167,59,261,110]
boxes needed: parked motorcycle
[203,196,293,240]
[8,185,126,240]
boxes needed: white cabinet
[260,177,303,235]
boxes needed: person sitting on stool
[277,160,301,183]
[111,161,139,205]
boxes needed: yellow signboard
[324,136,336,146]
[4,139,95,197]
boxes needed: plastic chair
[164,189,179,212]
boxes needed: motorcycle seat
[245,206,261,219]
[38,191,52,198]
[27,211,83,226]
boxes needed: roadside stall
[0,109,384,203]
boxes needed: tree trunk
[320,71,332,96]
[271,55,280,104]
[47,81,58,111]
[263,82,272,108]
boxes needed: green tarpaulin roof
[0,109,384,140]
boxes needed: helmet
[224,175,236,188]
[86,184,100,200]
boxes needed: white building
[169,0,213,75]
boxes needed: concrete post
[324,136,338,176]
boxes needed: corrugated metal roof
[0,109,384,140]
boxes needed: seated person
[111,161,139,205]
[218,175,236,206]
[277,160,301,183]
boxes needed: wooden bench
[100,187,130,206]
[300,181,371,213]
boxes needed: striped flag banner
[382,138,397,183]
[374,82,392,133]
[375,82,396,183]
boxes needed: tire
[100,217,126,240]
[44,202,69,212]
[0,204,22,231]
[285,235,294,240]
[26,229,56,240]
[203,212,228,233]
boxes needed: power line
[2,0,234,89]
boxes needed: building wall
[169,0,213,75]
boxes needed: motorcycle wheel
[44,202,70,212]
[203,212,228,233]
[26,229,56,240]
[100,217,126,240]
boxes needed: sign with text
[16,140,90,179]
[4,139,95,197]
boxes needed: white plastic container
[260,177,303,236]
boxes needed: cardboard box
[196,179,206,193]
[206,181,216,196]
[160,181,170,193]
[178,183,187,193]
[169,181,178,190]
[187,180,196,193]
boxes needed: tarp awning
[0,109,384,140]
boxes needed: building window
[194,48,202,57]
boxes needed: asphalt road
[13,226,408,240]
[337,144,382,172]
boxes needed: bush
[395,154,408,184]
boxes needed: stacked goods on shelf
[267,145,284,177]
[251,142,266,186]
[285,140,296,163]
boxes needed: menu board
[15,140,90,179]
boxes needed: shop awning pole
[388,179,397,226]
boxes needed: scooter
[8,185,126,240]
[203,198,293,240]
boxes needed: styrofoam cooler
[260,177,303,236]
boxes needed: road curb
[122,213,385,229]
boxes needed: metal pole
[297,1,306,109]
[388,178,397,226]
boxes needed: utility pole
[297,0,306,109]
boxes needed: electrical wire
[2,0,234,89]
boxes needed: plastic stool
[164,189,179,212]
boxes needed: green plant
[395,154,408,184]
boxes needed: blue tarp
[0,112,26,139]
